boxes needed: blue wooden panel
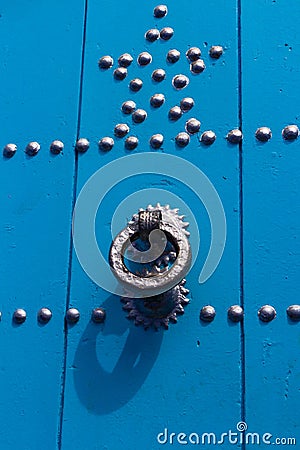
[0,2,84,449]
[61,1,242,449]
[242,0,300,444]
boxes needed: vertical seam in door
[57,0,89,448]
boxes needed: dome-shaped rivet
[99,137,114,152]
[154,4,168,18]
[50,140,64,155]
[152,69,166,82]
[150,93,165,108]
[132,109,147,124]
[118,53,133,68]
[175,132,190,147]
[75,138,89,153]
[98,55,113,69]
[145,29,160,42]
[91,307,106,324]
[25,141,40,156]
[150,134,164,149]
[66,308,80,324]
[180,97,194,112]
[282,125,299,140]
[228,305,244,322]
[186,118,201,134]
[287,305,300,321]
[168,106,183,121]
[209,45,224,58]
[38,307,52,324]
[227,129,243,144]
[172,74,189,90]
[201,130,216,145]
[190,59,206,74]
[160,27,174,41]
[138,52,152,66]
[3,143,17,158]
[255,127,272,142]
[125,136,139,150]
[13,308,27,324]
[114,123,129,138]
[258,305,276,322]
[200,305,216,322]
[186,47,201,62]
[114,67,127,80]
[129,78,143,92]
[167,49,180,63]
[121,100,136,114]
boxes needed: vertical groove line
[57,0,89,448]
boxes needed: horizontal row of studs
[0,308,106,324]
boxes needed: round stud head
[169,106,183,121]
[186,118,201,134]
[175,132,190,147]
[76,138,89,153]
[180,97,195,112]
[98,55,113,69]
[154,4,168,18]
[121,100,136,114]
[255,127,272,142]
[227,129,243,144]
[282,125,299,140]
[160,27,174,41]
[114,123,130,138]
[201,130,216,145]
[3,143,17,158]
[138,52,152,66]
[125,136,138,150]
[145,28,160,42]
[132,109,147,124]
[150,93,165,108]
[118,53,133,68]
[91,307,106,324]
[25,141,40,156]
[150,134,164,149]
[38,307,52,324]
[258,305,276,322]
[186,47,201,62]
[167,49,180,63]
[172,74,189,90]
[200,305,216,322]
[209,45,224,58]
[152,69,166,82]
[113,67,127,80]
[228,305,244,322]
[190,59,206,74]
[99,137,114,152]
[50,140,64,154]
[66,308,80,324]
[129,78,143,92]
[286,305,300,321]
[13,308,26,324]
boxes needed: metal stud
[132,109,147,124]
[228,305,244,322]
[75,138,89,153]
[150,134,164,149]
[38,307,52,324]
[200,305,216,322]
[180,97,194,112]
[145,29,160,42]
[13,308,26,324]
[186,118,201,134]
[227,129,243,144]
[201,130,216,145]
[129,78,143,92]
[114,123,130,138]
[152,69,166,82]
[3,143,17,158]
[186,47,201,62]
[118,53,133,68]
[255,127,272,142]
[286,305,300,321]
[98,55,113,69]
[209,45,224,59]
[138,52,152,66]
[175,132,190,147]
[172,74,189,90]
[99,137,114,152]
[114,67,127,80]
[121,100,136,114]
[150,93,165,108]
[50,140,64,155]
[282,125,299,141]
[160,27,174,41]
[91,307,106,323]
[258,305,276,322]
[25,141,40,156]
[154,4,168,18]
[66,308,80,324]
[169,106,183,121]
[125,136,138,150]
[167,49,180,63]
[190,59,206,74]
